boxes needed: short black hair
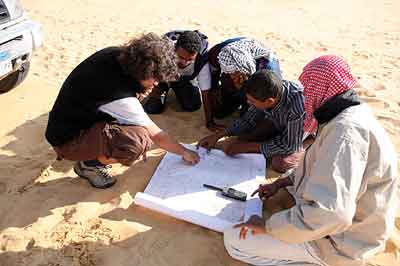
[176,31,202,54]
[243,69,283,100]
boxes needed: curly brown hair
[118,33,179,82]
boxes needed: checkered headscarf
[218,38,270,75]
[299,55,358,134]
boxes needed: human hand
[182,149,200,165]
[233,215,266,240]
[223,142,249,156]
[197,134,220,153]
[251,182,280,201]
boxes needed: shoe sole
[73,165,117,189]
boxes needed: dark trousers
[170,80,202,112]
[54,122,152,166]
[212,74,247,119]
[143,79,202,114]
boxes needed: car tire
[0,61,31,94]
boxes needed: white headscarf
[218,38,270,75]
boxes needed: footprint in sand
[362,96,389,108]
[316,42,328,52]
[0,182,6,194]
[375,83,387,91]
[283,43,297,52]
[62,207,77,222]
[376,115,400,129]
[353,51,372,60]
[356,88,377,98]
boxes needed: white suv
[0,0,42,94]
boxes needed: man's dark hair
[243,69,283,101]
[118,33,179,83]
[176,31,202,54]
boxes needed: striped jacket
[226,80,305,158]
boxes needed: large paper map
[134,145,265,232]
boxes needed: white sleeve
[265,126,368,243]
[98,97,152,126]
[197,63,212,91]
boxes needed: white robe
[266,104,398,266]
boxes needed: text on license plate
[0,51,12,77]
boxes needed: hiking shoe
[73,161,116,189]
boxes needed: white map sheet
[134,145,265,232]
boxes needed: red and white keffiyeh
[299,55,358,134]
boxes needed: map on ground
[134,145,265,232]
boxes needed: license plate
[0,51,12,77]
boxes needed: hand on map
[251,183,280,201]
[234,215,266,239]
[182,148,200,165]
[223,142,248,156]
[223,142,261,156]
[197,134,220,152]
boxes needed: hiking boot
[73,161,116,189]
[143,87,169,114]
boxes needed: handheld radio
[203,184,247,201]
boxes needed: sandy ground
[0,0,399,265]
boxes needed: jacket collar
[268,82,288,113]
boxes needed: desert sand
[0,0,399,265]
